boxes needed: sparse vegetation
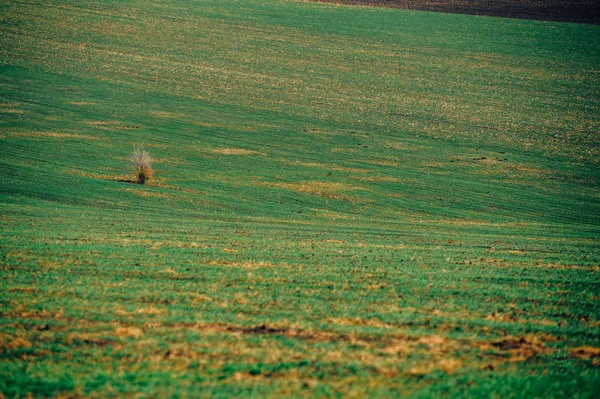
[130,145,153,184]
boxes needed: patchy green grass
[1,0,599,397]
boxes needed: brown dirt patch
[477,335,550,362]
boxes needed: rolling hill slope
[1,0,599,397]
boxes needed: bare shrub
[130,145,153,184]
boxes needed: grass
[1,0,599,397]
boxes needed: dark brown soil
[312,0,599,24]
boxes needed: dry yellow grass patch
[87,120,121,126]
[6,131,100,140]
[85,120,139,130]
[385,141,421,151]
[69,101,95,106]
[191,120,223,128]
[438,358,462,374]
[435,218,499,227]
[154,157,186,166]
[323,239,347,244]
[368,160,400,167]
[419,162,450,175]
[258,180,364,203]
[192,120,256,132]
[66,169,129,181]
[149,110,186,119]
[4,338,32,350]
[330,147,357,153]
[534,319,559,327]
[67,169,173,188]
[192,294,213,303]
[386,192,408,199]
[352,175,399,183]
[485,159,548,177]
[408,358,462,376]
[127,321,557,376]
[418,335,455,353]
[210,148,265,156]
[16,310,54,319]
[509,163,547,176]
[280,159,368,174]
[114,309,131,317]
[124,188,173,199]
[192,322,336,343]
[381,341,412,355]
[0,108,24,114]
[570,346,600,357]
[134,307,164,315]
[78,236,212,250]
[569,346,600,366]
[421,162,445,168]
[1,101,21,107]
[407,364,435,376]
[205,260,276,269]
[0,102,24,114]
[452,155,550,178]
[292,180,345,194]
[113,327,144,338]
[327,317,390,329]
[541,263,600,272]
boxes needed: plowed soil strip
[312,0,600,24]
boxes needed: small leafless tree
[131,145,153,184]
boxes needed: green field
[1,0,599,397]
